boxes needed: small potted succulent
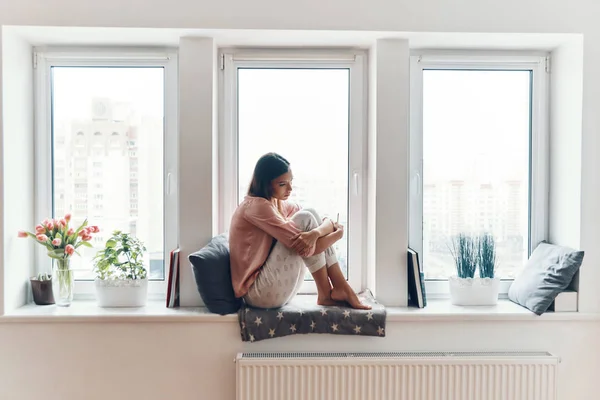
[448,232,500,306]
[92,231,148,307]
[29,272,55,305]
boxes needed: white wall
[1,30,34,314]
[0,0,595,33]
[1,0,600,399]
[549,39,584,250]
[0,320,599,399]
[373,39,409,307]
[178,37,215,307]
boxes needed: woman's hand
[291,230,320,254]
[333,223,344,240]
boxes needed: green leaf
[76,241,93,249]
[47,251,64,260]
[91,231,147,280]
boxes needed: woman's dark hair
[247,153,290,199]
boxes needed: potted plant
[92,231,148,307]
[448,233,500,306]
[19,215,98,307]
[29,273,55,305]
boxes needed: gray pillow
[508,242,584,315]
[189,233,241,315]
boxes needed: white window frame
[409,51,549,298]
[34,47,179,300]
[219,49,368,294]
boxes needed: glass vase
[52,258,73,307]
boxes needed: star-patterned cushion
[238,290,385,342]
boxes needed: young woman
[229,152,370,310]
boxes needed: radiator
[235,351,559,400]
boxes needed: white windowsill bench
[2,298,598,323]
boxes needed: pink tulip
[42,219,50,226]
[36,234,48,242]
[59,219,67,228]
[64,213,71,222]
[65,244,75,255]
[35,225,45,234]
[17,231,28,238]
[67,228,75,236]
[46,221,54,231]
[90,226,100,233]
[52,238,61,246]
[82,234,92,242]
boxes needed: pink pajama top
[229,196,307,298]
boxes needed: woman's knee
[302,208,322,222]
[291,210,319,231]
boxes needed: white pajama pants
[244,208,338,309]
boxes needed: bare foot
[331,285,372,310]
[317,296,339,306]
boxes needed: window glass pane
[51,67,165,280]
[237,68,350,279]
[422,70,530,279]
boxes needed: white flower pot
[448,276,500,306]
[94,278,148,308]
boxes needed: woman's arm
[313,218,335,238]
[290,218,335,253]
[312,227,343,255]
[244,199,302,248]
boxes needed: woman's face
[270,170,293,201]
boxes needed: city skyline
[422,69,531,279]
[52,67,165,280]
[49,67,531,283]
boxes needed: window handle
[353,172,359,196]
[166,173,172,195]
[415,172,421,196]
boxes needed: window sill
[2,298,597,323]
[1,300,238,323]
[386,300,599,322]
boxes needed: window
[34,48,178,297]
[409,53,549,296]
[220,50,366,293]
